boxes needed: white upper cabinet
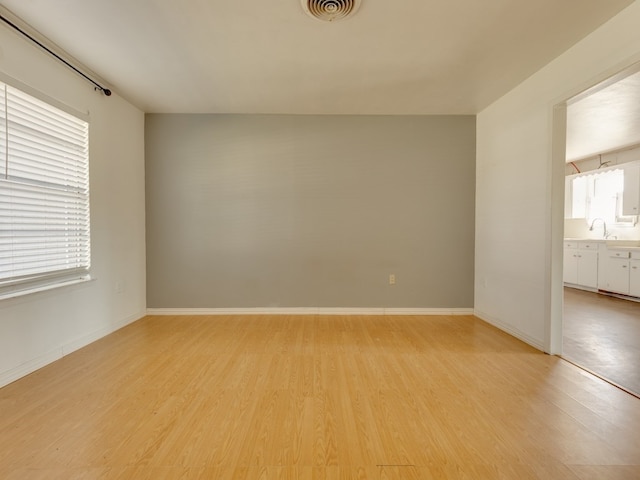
[622,163,640,216]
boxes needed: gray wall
[145,114,475,308]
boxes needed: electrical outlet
[389,274,396,285]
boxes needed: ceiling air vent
[302,0,361,22]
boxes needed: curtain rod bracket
[95,86,112,96]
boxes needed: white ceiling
[0,0,633,114]
[567,69,640,162]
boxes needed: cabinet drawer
[564,241,578,249]
[609,250,631,259]
[632,251,640,260]
[579,242,599,250]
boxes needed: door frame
[548,59,640,354]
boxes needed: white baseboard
[0,349,63,389]
[563,283,598,293]
[0,311,145,389]
[384,308,473,316]
[62,311,144,356]
[474,309,545,352]
[146,307,474,316]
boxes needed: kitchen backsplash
[564,217,640,240]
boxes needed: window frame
[0,76,91,300]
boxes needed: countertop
[565,238,640,250]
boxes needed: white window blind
[0,82,90,298]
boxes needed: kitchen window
[567,168,636,227]
[0,81,90,299]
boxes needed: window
[582,169,624,225]
[0,81,90,299]
[567,168,636,227]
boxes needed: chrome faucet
[589,218,608,238]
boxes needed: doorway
[560,65,640,397]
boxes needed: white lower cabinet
[563,243,578,285]
[630,253,640,297]
[577,249,598,289]
[601,250,640,296]
[563,241,598,289]
[604,256,631,295]
[565,240,640,299]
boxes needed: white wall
[0,26,146,386]
[475,1,640,351]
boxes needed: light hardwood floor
[563,287,640,396]
[1,315,639,479]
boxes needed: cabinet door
[630,259,640,297]
[605,257,630,294]
[623,164,640,216]
[563,249,578,284]
[597,243,610,289]
[577,249,598,289]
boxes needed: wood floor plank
[1,314,639,479]
[568,465,640,480]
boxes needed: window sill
[0,275,93,302]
